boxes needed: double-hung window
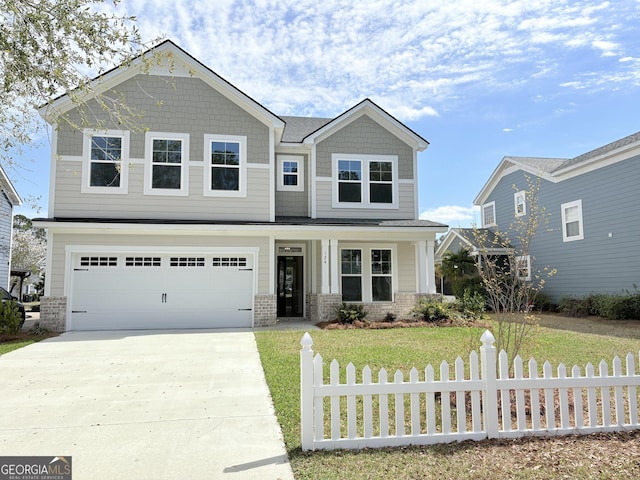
[204,134,247,197]
[144,132,189,195]
[333,154,398,208]
[82,129,129,194]
[341,249,362,302]
[561,199,584,242]
[277,155,304,192]
[515,255,531,281]
[514,191,526,217]
[482,201,496,227]
[371,249,392,301]
[340,246,395,302]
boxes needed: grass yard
[255,315,640,479]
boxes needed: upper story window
[514,191,526,217]
[204,134,247,197]
[482,201,496,227]
[81,129,129,194]
[332,154,398,209]
[144,132,189,196]
[277,155,304,192]
[561,199,584,242]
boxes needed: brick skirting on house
[39,296,67,332]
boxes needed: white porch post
[321,239,330,294]
[329,239,339,294]
[416,240,427,294]
[426,239,436,294]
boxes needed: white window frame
[81,129,130,194]
[277,155,304,192]
[515,255,531,281]
[144,132,190,196]
[332,154,399,209]
[203,134,247,197]
[482,201,496,227]
[514,190,526,217]
[561,199,584,242]
[340,244,397,303]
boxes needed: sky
[9,0,640,228]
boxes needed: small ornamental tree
[468,175,556,365]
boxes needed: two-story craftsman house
[35,40,446,331]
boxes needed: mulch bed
[316,318,491,330]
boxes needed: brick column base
[40,296,67,332]
[308,293,342,323]
[254,295,277,327]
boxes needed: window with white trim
[514,191,526,217]
[82,129,129,194]
[340,249,362,302]
[204,134,247,197]
[340,246,395,302]
[371,249,392,301]
[515,255,531,281]
[144,132,189,195]
[561,199,584,242]
[332,154,398,208]
[277,155,304,192]
[482,201,496,227]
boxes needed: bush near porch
[255,314,640,480]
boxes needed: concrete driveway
[0,329,294,479]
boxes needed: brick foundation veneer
[40,296,67,332]
[254,295,277,327]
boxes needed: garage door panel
[70,253,255,330]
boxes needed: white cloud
[420,205,480,227]
[100,1,640,116]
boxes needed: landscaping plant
[0,300,22,335]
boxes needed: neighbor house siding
[0,193,12,289]
[490,155,640,301]
[54,74,271,221]
[48,233,272,296]
[314,115,416,219]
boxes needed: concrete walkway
[0,329,295,479]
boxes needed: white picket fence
[299,330,640,451]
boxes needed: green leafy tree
[0,0,153,171]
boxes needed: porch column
[426,239,436,294]
[321,239,330,294]
[417,240,427,294]
[329,239,339,294]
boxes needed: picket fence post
[480,329,499,439]
[300,332,314,451]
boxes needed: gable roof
[300,99,429,151]
[475,129,640,205]
[38,40,285,138]
[436,228,510,261]
[0,165,22,207]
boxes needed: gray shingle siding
[487,154,640,302]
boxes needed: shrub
[455,288,486,318]
[0,300,23,334]
[559,297,589,317]
[336,303,368,324]
[411,297,452,323]
[382,312,396,323]
[531,291,554,312]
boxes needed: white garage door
[69,252,255,330]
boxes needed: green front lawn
[255,315,640,479]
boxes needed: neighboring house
[438,130,640,302]
[0,165,22,290]
[35,40,447,331]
